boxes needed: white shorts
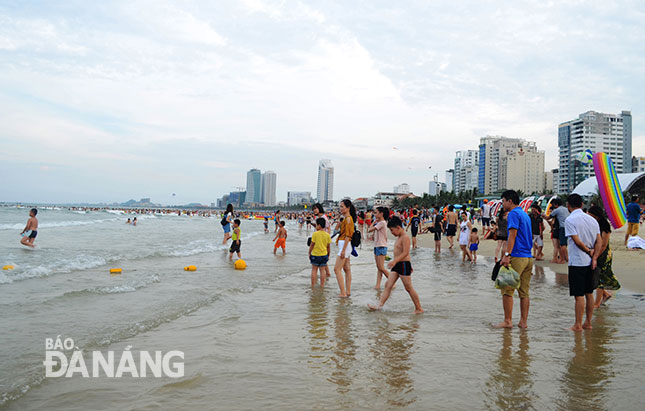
[337,240,352,258]
[533,235,543,247]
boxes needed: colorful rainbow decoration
[519,196,535,213]
[545,196,557,217]
[593,152,627,229]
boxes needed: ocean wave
[60,275,160,298]
[0,256,108,284]
[0,219,118,230]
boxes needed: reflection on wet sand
[484,330,534,410]
[329,298,358,398]
[307,289,331,369]
[369,318,419,408]
[557,313,615,411]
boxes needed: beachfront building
[633,156,645,173]
[317,159,334,203]
[544,169,556,192]
[558,110,632,194]
[228,191,246,208]
[287,191,311,207]
[453,150,479,194]
[428,181,442,196]
[393,183,410,194]
[261,171,277,206]
[445,169,454,192]
[499,147,545,194]
[477,136,545,195]
[373,192,402,207]
[245,168,262,205]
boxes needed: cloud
[0,0,643,203]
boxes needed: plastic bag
[495,266,520,290]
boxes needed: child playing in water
[368,216,423,314]
[309,218,331,287]
[229,219,241,261]
[263,217,269,233]
[469,227,480,264]
[273,221,287,255]
[20,208,39,248]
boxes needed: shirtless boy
[445,205,458,249]
[20,208,39,248]
[368,216,423,314]
[273,221,287,255]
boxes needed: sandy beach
[418,221,645,294]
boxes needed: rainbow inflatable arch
[593,152,627,229]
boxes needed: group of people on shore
[218,191,639,329]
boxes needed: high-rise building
[245,168,262,205]
[287,191,312,206]
[445,169,454,193]
[262,171,277,206]
[478,136,544,195]
[393,183,410,194]
[228,191,246,207]
[428,181,442,196]
[558,110,632,194]
[633,156,645,173]
[454,150,479,193]
[317,160,334,202]
[500,148,545,194]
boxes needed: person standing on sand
[625,195,642,245]
[587,206,621,308]
[333,199,356,298]
[20,208,39,248]
[547,198,569,264]
[445,206,458,249]
[530,204,544,260]
[368,206,390,289]
[481,200,491,238]
[496,190,534,329]
[494,207,508,262]
[368,216,423,314]
[458,212,473,262]
[407,209,420,249]
[564,194,602,331]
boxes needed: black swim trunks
[229,240,241,253]
[392,261,412,276]
[446,224,457,237]
[434,231,441,241]
[29,230,37,239]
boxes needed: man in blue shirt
[496,190,534,329]
[625,195,642,245]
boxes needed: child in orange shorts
[273,221,287,255]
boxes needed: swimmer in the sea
[20,208,39,248]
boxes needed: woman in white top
[368,206,390,289]
[458,212,473,262]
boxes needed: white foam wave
[0,218,118,230]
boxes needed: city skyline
[1,2,644,204]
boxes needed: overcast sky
[1,0,644,205]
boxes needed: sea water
[1,206,644,410]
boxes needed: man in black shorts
[564,194,602,331]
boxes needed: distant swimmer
[126,218,131,224]
[133,217,137,226]
[368,216,423,314]
[229,219,242,261]
[20,208,39,248]
[273,221,287,255]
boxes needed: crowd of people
[217,191,641,329]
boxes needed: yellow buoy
[184,265,197,271]
[3,265,15,270]
[234,259,247,270]
[110,268,122,274]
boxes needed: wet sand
[418,222,645,293]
